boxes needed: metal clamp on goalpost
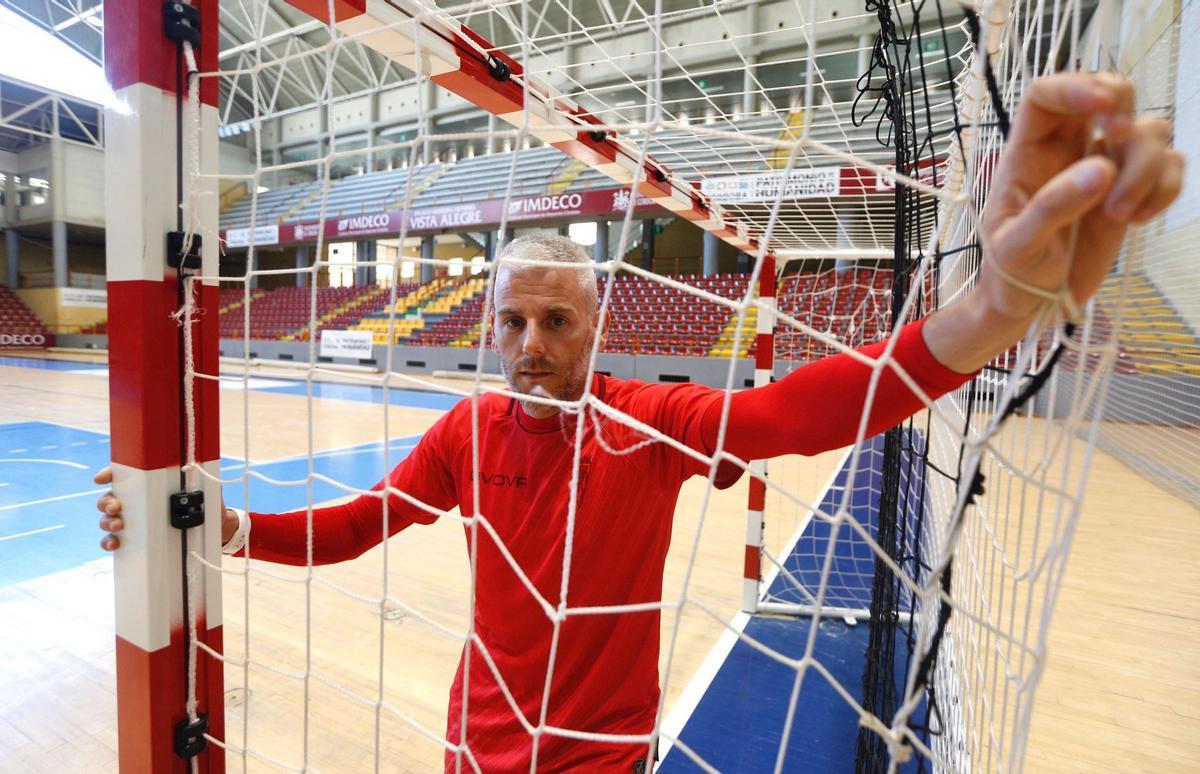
[167,232,203,271]
[163,1,201,46]
[174,712,209,758]
[170,490,206,530]
[485,53,511,82]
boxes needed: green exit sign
[922,39,943,53]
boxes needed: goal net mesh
[163,0,1196,771]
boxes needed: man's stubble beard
[500,332,596,419]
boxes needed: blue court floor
[0,357,460,587]
[0,420,428,587]
[659,431,930,772]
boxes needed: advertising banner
[225,225,281,248]
[223,188,659,247]
[319,329,374,359]
[0,331,54,349]
[60,288,108,308]
[701,168,841,203]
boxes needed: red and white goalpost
[104,1,226,770]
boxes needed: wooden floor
[0,355,1196,772]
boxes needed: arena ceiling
[1,0,1095,131]
[0,0,763,124]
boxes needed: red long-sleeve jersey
[240,319,972,772]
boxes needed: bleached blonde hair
[495,233,599,311]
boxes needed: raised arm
[701,72,1181,463]
[924,72,1180,373]
[700,318,969,462]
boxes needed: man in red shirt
[96,74,1181,772]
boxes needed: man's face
[491,266,598,414]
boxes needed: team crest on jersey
[576,456,591,502]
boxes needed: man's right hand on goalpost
[94,466,239,552]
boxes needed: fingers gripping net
[164,0,1179,771]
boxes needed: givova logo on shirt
[470,471,528,488]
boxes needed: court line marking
[658,611,751,760]
[0,525,65,543]
[23,419,111,437]
[0,488,107,512]
[657,447,852,762]
[0,419,112,441]
[0,458,88,470]
[220,435,424,472]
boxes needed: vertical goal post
[104,0,225,771]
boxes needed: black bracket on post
[174,712,208,758]
[167,231,202,271]
[170,490,205,530]
[486,53,511,82]
[164,2,201,46]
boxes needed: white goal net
[150,0,1195,771]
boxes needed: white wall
[14,144,51,222]
[1165,0,1198,236]
[62,143,104,225]
[219,141,255,177]
[330,94,373,133]
[1135,0,1199,330]
[280,106,324,143]
[16,144,50,176]
[1139,222,1200,330]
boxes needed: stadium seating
[220,107,970,233]
[409,147,577,208]
[354,277,478,345]
[0,285,51,340]
[402,278,489,347]
[219,165,444,231]
[66,266,1197,377]
[217,285,393,341]
[404,273,752,356]
[1072,273,1199,376]
[773,268,893,362]
[220,180,324,231]
[287,164,443,223]
[600,273,751,356]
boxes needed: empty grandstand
[0,284,51,346]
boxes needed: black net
[852,1,978,770]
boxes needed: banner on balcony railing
[701,167,841,203]
[0,331,54,349]
[221,188,660,247]
[219,158,952,249]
